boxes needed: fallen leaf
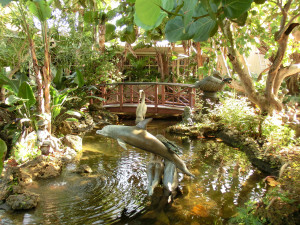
[197,136,205,139]
[190,204,209,217]
[266,177,280,187]
[215,138,223,142]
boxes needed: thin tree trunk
[195,42,204,80]
[42,22,51,133]
[20,9,45,115]
[99,24,106,53]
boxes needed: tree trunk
[224,18,300,114]
[286,73,299,94]
[98,24,106,53]
[27,28,45,115]
[195,42,204,80]
[42,22,51,133]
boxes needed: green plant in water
[229,201,266,225]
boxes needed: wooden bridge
[94,82,196,116]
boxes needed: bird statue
[193,72,232,92]
[193,71,233,111]
[135,90,147,124]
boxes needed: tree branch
[273,63,300,95]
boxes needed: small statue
[182,106,194,126]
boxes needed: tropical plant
[0,71,36,124]
[0,138,7,175]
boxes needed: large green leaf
[27,0,52,22]
[120,26,137,44]
[53,66,63,89]
[165,16,185,42]
[18,82,36,109]
[222,0,253,19]
[182,0,197,27]
[0,74,19,94]
[134,0,172,31]
[5,95,22,105]
[84,11,99,24]
[74,69,84,88]
[191,3,217,42]
[135,0,161,26]
[162,0,174,11]
[105,23,117,41]
[134,11,165,31]
[0,138,7,175]
[0,0,13,7]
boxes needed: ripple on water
[0,120,266,225]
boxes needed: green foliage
[50,85,77,122]
[0,138,7,175]
[1,72,36,120]
[135,0,254,42]
[18,81,36,110]
[81,50,123,85]
[26,0,51,22]
[213,96,261,136]
[229,201,266,225]
[123,55,161,82]
[12,132,41,163]
[262,117,295,147]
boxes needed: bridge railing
[94,82,196,110]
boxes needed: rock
[62,147,78,163]
[62,135,82,152]
[54,112,95,136]
[19,155,62,182]
[89,104,118,124]
[75,164,93,173]
[6,192,39,210]
[88,104,104,111]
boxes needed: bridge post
[129,85,134,103]
[154,84,158,113]
[103,85,107,105]
[161,84,165,105]
[119,84,123,111]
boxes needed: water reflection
[0,120,265,224]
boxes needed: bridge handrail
[96,82,194,87]
[93,82,196,111]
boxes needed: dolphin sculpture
[147,154,164,196]
[163,159,179,202]
[96,118,195,178]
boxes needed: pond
[0,120,266,224]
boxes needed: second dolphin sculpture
[96,118,195,178]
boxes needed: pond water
[0,120,266,225]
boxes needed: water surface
[0,120,265,224]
